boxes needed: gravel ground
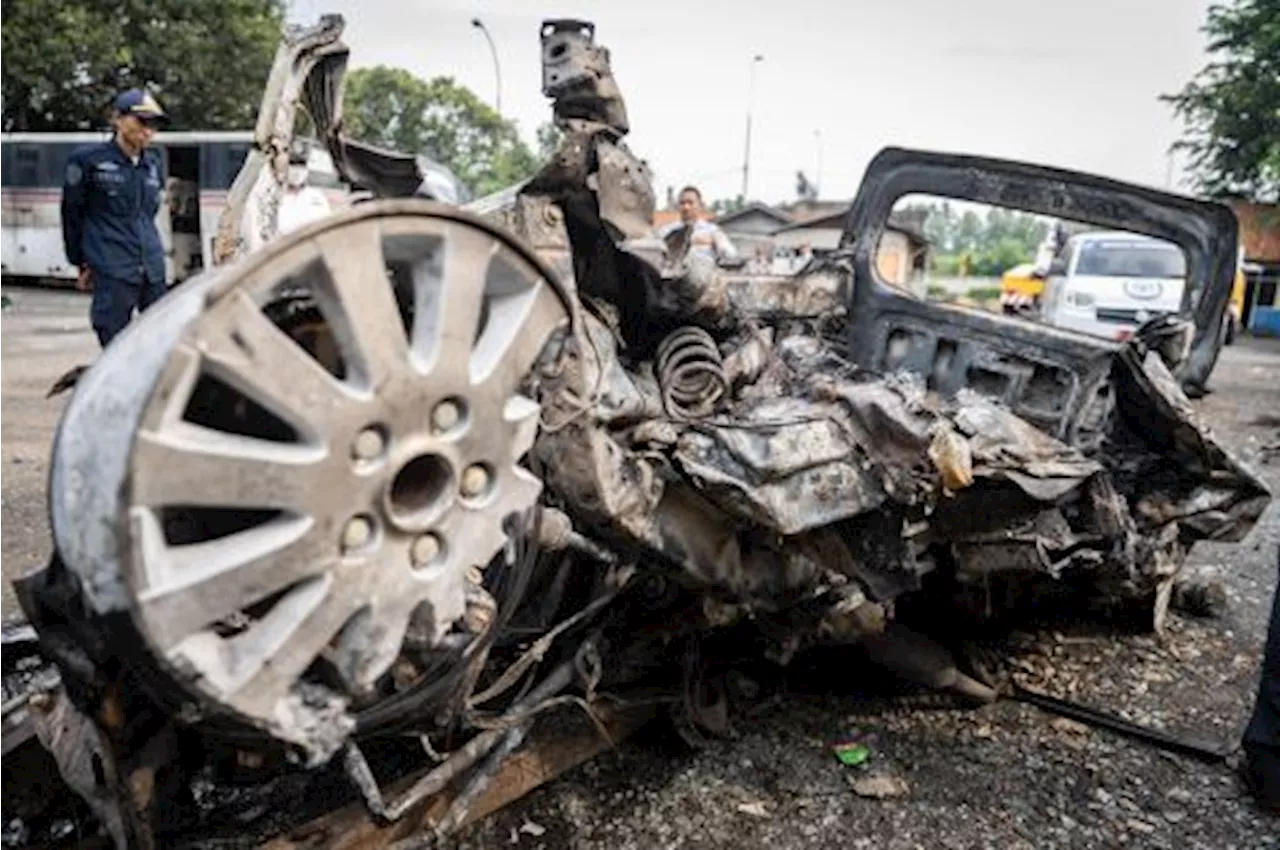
[2,289,1278,849]
[0,288,96,618]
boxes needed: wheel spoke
[504,394,542,462]
[315,222,408,389]
[411,226,496,381]
[136,511,331,651]
[496,466,544,522]
[200,291,353,437]
[132,422,326,511]
[471,280,566,396]
[330,594,417,694]
[444,506,512,574]
[224,574,359,711]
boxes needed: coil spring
[656,326,727,420]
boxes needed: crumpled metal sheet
[951,390,1104,502]
[674,400,888,536]
[1112,349,1270,543]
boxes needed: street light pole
[740,54,763,201]
[471,18,502,116]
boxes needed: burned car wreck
[3,15,1271,849]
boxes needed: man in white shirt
[659,185,739,265]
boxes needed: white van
[1040,231,1186,341]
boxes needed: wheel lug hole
[411,533,444,569]
[352,426,387,462]
[342,515,376,553]
[431,398,467,435]
[460,464,492,500]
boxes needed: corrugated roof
[773,209,930,245]
[714,202,793,228]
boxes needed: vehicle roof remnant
[3,13,1269,850]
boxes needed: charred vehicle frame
[2,15,1269,849]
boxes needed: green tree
[904,200,1047,277]
[2,0,285,131]
[1162,0,1280,201]
[342,66,539,197]
[536,122,564,160]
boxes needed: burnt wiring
[466,566,633,710]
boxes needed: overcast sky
[286,0,1213,206]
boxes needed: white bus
[0,131,346,286]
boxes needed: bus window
[12,145,41,186]
[199,142,252,190]
[40,144,78,188]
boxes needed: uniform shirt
[61,140,166,284]
[659,219,740,264]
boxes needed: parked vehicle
[1040,231,1189,341]
[0,131,347,286]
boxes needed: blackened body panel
[839,148,1240,426]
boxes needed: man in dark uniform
[60,89,168,347]
[1244,548,1280,815]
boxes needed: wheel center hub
[385,451,455,531]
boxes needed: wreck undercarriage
[3,15,1270,849]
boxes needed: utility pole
[741,54,764,201]
[471,18,502,116]
[814,129,823,198]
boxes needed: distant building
[714,202,794,257]
[1231,201,1280,337]
[772,210,930,289]
[651,198,929,286]
[778,199,848,224]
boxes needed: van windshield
[1075,240,1186,279]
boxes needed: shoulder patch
[65,161,83,186]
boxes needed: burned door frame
[837,148,1240,441]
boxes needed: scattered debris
[1050,717,1091,736]
[519,820,547,837]
[1171,565,1230,618]
[850,775,911,800]
[833,741,872,767]
[735,801,771,818]
[45,365,89,399]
